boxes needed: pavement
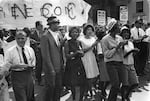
[8,64,150,101]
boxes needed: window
[136,1,143,13]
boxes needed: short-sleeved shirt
[130,27,145,40]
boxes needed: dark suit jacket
[40,30,63,75]
[30,30,41,52]
[30,30,40,42]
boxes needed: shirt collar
[48,29,59,36]
[35,29,39,35]
[134,26,139,30]
[16,44,26,51]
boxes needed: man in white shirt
[130,20,147,42]
[131,20,148,76]
[0,30,36,101]
[145,23,150,41]
[145,23,150,64]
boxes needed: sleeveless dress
[64,39,86,86]
[80,36,100,79]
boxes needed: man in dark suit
[40,16,64,101]
[30,21,43,85]
[30,21,43,42]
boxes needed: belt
[11,67,33,72]
[106,61,123,64]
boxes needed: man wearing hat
[101,19,128,101]
[40,16,64,101]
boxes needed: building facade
[84,0,150,25]
[84,0,131,25]
[128,0,150,24]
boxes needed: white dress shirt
[48,29,60,46]
[1,45,36,72]
[130,27,146,40]
[145,27,150,42]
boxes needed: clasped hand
[116,41,128,50]
[76,50,84,57]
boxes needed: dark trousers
[11,70,34,101]
[35,49,42,83]
[43,72,62,101]
[106,61,128,101]
[134,42,148,75]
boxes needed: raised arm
[82,39,99,53]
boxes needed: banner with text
[0,0,91,29]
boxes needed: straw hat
[120,26,128,32]
[106,18,117,31]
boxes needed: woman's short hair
[95,28,106,40]
[0,30,3,40]
[83,24,94,35]
[23,27,30,37]
[69,27,80,37]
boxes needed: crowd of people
[0,16,150,101]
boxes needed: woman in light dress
[79,24,99,100]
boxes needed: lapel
[47,30,60,50]
[33,30,40,41]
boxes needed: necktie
[22,48,28,64]
[57,36,60,46]
[137,28,140,38]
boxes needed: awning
[84,0,132,5]
[115,0,132,5]
[83,0,101,5]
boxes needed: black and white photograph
[0,0,150,101]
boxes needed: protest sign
[97,10,106,26]
[120,6,128,25]
[0,0,91,29]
